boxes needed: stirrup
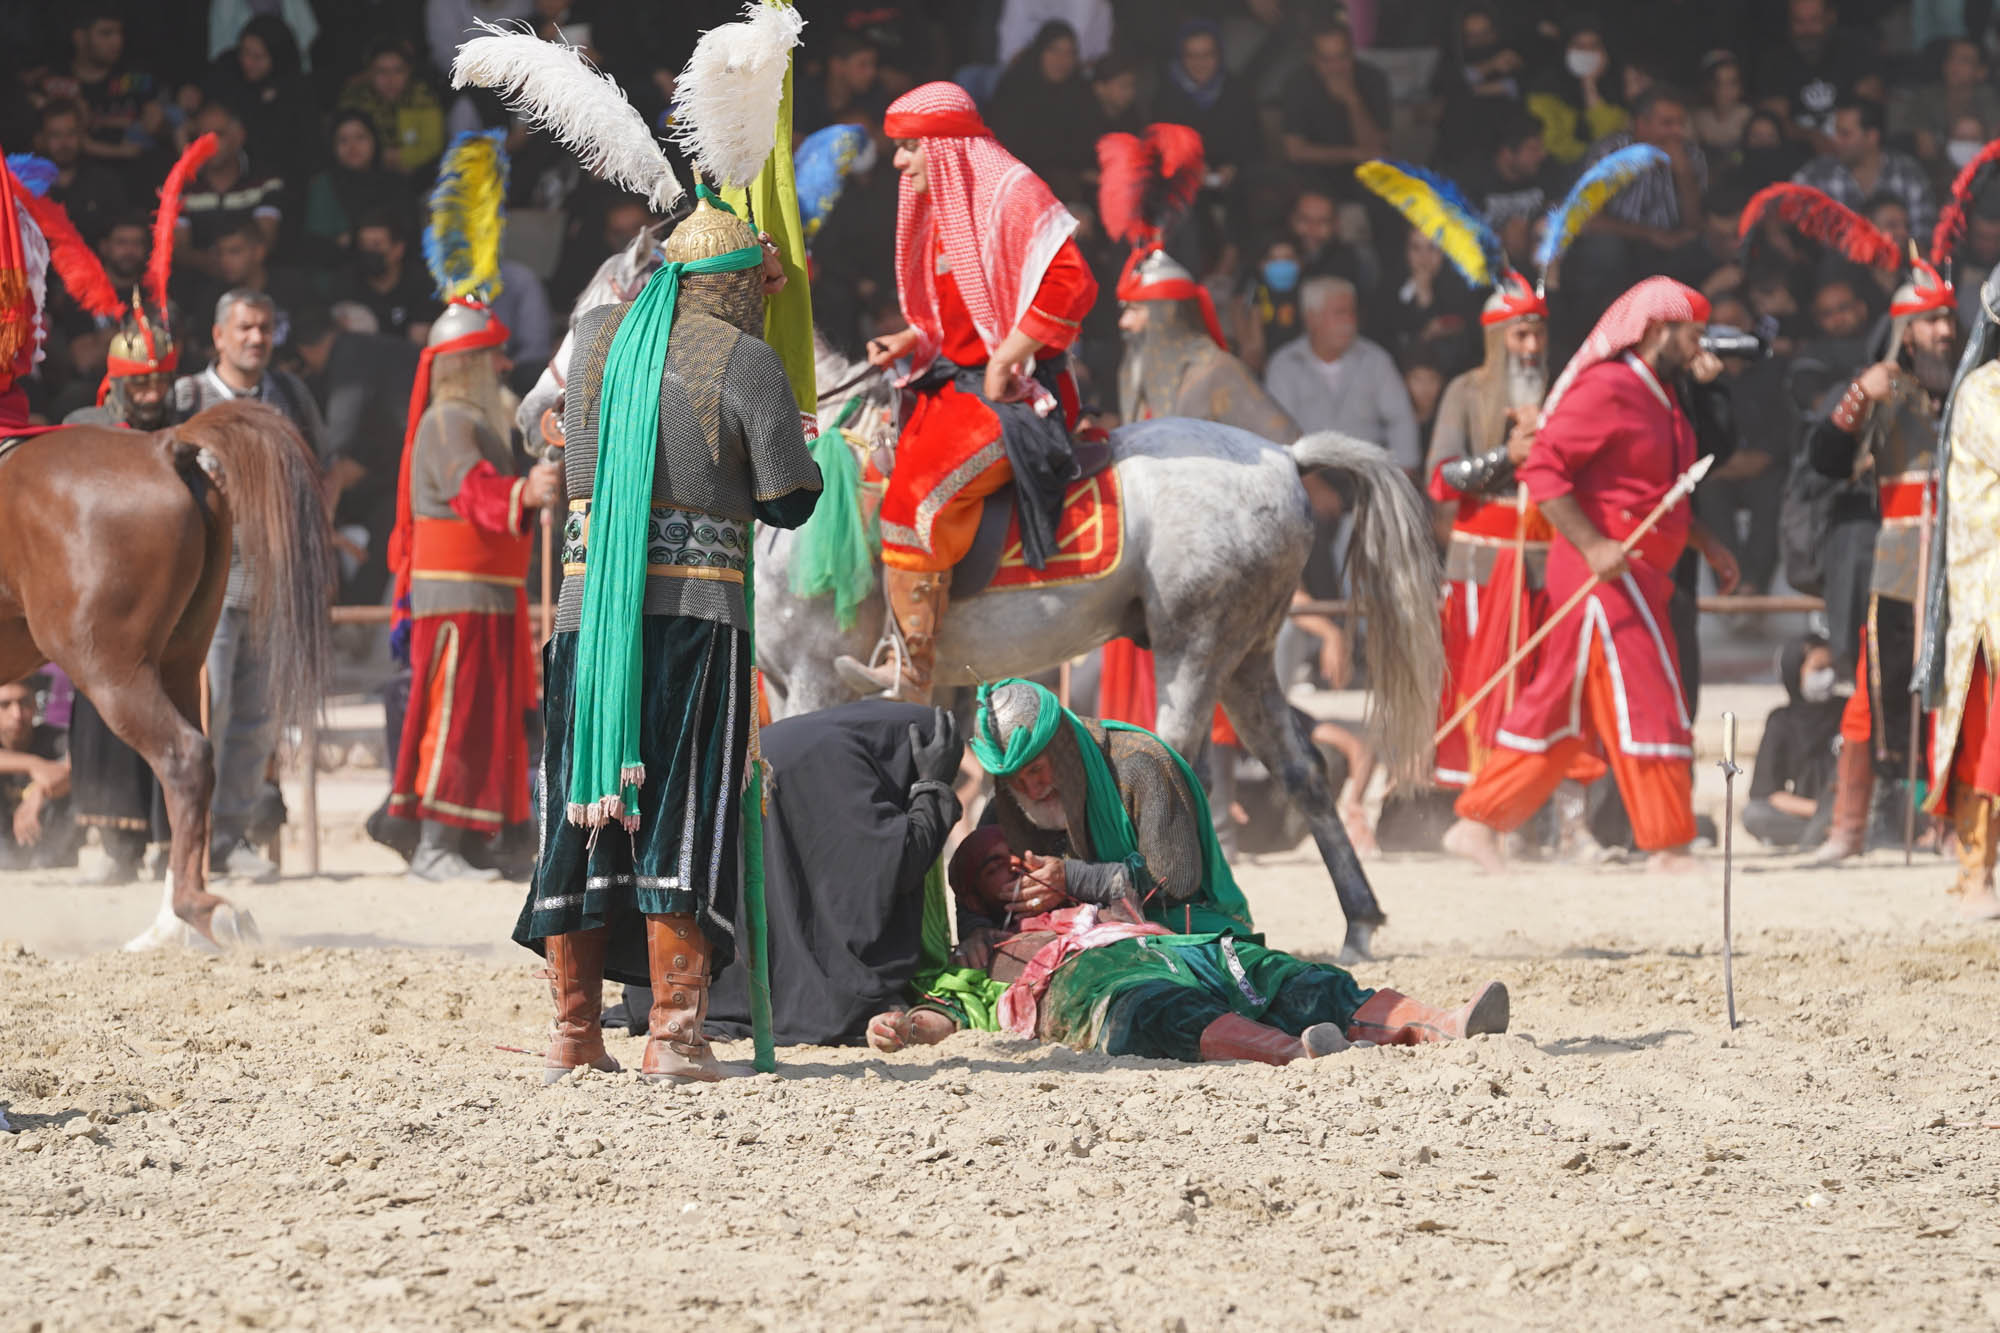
[834,620,912,697]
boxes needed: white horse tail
[1292,431,1444,785]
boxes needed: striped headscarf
[1541,275,1709,423]
[883,81,1076,372]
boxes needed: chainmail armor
[556,301,821,633]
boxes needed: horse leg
[1218,645,1386,963]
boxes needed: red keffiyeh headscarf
[1541,275,1710,424]
[883,81,1077,373]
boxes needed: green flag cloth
[787,395,875,629]
[564,236,764,827]
[968,679,1255,937]
[911,862,1007,1031]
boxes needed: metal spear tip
[1687,453,1715,484]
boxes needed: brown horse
[0,399,333,944]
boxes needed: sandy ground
[3,686,1999,1331]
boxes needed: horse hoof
[211,905,262,949]
[1338,921,1377,966]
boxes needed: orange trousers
[1455,636,1697,851]
[881,455,1012,573]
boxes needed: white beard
[1016,792,1069,831]
[1506,356,1546,408]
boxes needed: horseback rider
[836,81,1098,704]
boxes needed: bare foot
[1442,817,1503,872]
[1648,848,1700,874]
[1300,1022,1351,1057]
[865,1008,958,1053]
[1954,882,2000,921]
[1340,802,1379,855]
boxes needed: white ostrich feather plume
[450,21,684,211]
[670,1,806,189]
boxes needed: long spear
[1905,474,1933,863]
[1718,709,1740,1029]
[1435,453,1714,744]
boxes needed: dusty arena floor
[4,736,1999,1329]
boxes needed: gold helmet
[104,306,177,382]
[665,196,765,334]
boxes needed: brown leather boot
[834,567,947,703]
[1345,981,1510,1045]
[1810,738,1874,864]
[1197,1013,1307,1065]
[641,914,729,1083]
[1950,782,2000,920]
[544,927,620,1083]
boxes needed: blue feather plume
[1356,158,1507,291]
[6,154,56,198]
[1536,144,1670,275]
[424,129,509,304]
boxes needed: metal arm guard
[1439,443,1516,496]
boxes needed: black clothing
[315,331,423,602]
[1755,34,1875,141]
[48,163,129,245]
[1278,60,1394,197]
[988,72,1103,203]
[335,265,441,341]
[1750,700,1842,806]
[1151,72,1263,171]
[706,702,961,1047]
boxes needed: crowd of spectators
[4,0,1998,618]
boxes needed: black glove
[910,707,963,785]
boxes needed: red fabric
[985,467,1124,588]
[448,460,528,536]
[388,609,532,831]
[1878,476,1939,520]
[1520,356,1697,573]
[1890,258,1954,317]
[1435,579,1478,787]
[1480,272,1547,326]
[1456,634,1696,850]
[1495,360,1696,757]
[1540,276,1708,425]
[1841,628,1872,745]
[1115,249,1226,348]
[1098,641,1236,749]
[0,162,33,386]
[385,302,512,625]
[886,81,1080,373]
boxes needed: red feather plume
[147,132,218,315]
[14,185,121,319]
[1931,137,2000,271]
[1096,131,1151,247]
[1145,122,1204,215]
[1738,183,1899,271]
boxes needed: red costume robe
[388,401,535,832]
[879,237,1095,572]
[1455,354,1698,851]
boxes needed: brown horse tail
[172,398,334,734]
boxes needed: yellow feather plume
[1356,160,1502,291]
[426,130,508,305]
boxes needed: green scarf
[911,860,1007,1031]
[787,395,876,630]
[968,679,1254,936]
[565,229,765,827]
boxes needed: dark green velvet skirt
[514,614,749,985]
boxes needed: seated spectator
[0,675,77,872]
[174,101,285,276]
[196,219,321,346]
[338,39,445,179]
[1265,275,1420,474]
[1232,234,1303,373]
[1384,230,1479,375]
[1792,95,1937,244]
[1151,20,1262,185]
[1690,183,1753,296]
[204,15,315,181]
[1525,17,1628,166]
[793,30,886,139]
[1278,20,1390,200]
[1890,36,2000,180]
[41,8,165,167]
[304,111,415,262]
[1559,87,1708,328]
[288,305,422,603]
[1428,3,1526,173]
[1403,346,1445,457]
[987,21,1101,202]
[1693,51,1752,158]
[34,98,126,244]
[1089,51,1143,139]
[1862,191,1912,302]
[1743,633,1843,850]
[1693,292,1791,598]
[1463,107,1563,274]
[492,257,553,396]
[334,211,441,344]
[997,0,1113,67]
[1731,107,1812,192]
[1953,192,2000,330]
[1799,273,1875,378]
[1755,0,1872,154]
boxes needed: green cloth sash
[565,235,765,828]
[787,395,876,630]
[910,859,1007,1031]
[969,679,1254,936]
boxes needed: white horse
[755,346,1445,961]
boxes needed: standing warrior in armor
[1773,189,1963,862]
[385,131,561,881]
[839,81,1099,703]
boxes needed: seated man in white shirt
[1264,275,1421,476]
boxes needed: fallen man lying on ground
[866,680,1509,1064]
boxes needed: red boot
[1345,981,1509,1045]
[544,926,621,1083]
[1197,1013,1307,1065]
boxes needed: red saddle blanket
[986,467,1125,591]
